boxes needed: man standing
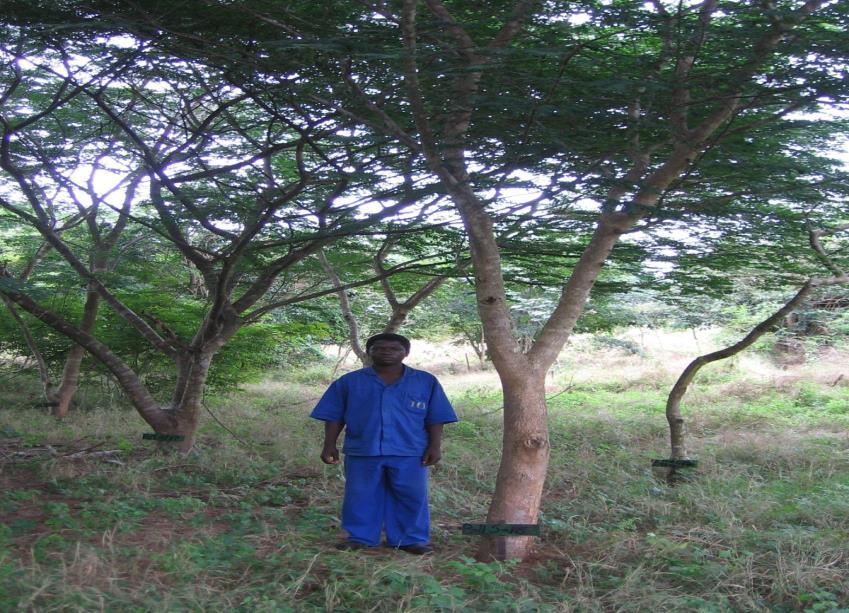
[311,333,458,554]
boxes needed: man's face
[368,340,408,366]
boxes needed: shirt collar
[366,364,408,384]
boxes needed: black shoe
[335,541,369,550]
[398,543,434,555]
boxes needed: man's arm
[422,423,444,466]
[321,421,344,465]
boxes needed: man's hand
[321,445,340,465]
[423,423,444,466]
[422,446,442,466]
[320,421,343,465]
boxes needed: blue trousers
[342,455,429,547]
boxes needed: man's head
[366,333,410,366]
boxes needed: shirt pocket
[403,393,429,413]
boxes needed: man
[311,333,458,554]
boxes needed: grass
[2,331,849,611]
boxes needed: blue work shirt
[310,366,458,456]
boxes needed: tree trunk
[395,0,830,562]
[458,205,631,561]
[167,352,214,452]
[665,281,815,460]
[1,295,59,404]
[382,308,409,335]
[462,328,486,364]
[317,249,369,365]
[478,371,549,560]
[1,284,196,444]
[52,282,102,418]
[320,247,449,365]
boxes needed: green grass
[2,345,849,611]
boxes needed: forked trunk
[4,279,219,453]
[478,371,549,561]
[382,308,409,335]
[165,352,215,452]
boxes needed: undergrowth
[2,341,849,611]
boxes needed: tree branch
[317,248,368,363]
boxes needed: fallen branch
[64,449,122,459]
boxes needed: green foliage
[157,496,206,518]
[799,590,849,613]
[445,556,518,591]
[3,0,849,441]
[0,282,332,396]
[590,335,644,356]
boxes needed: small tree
[664,221,849,462]
[0,34,420,448]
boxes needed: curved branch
[318,248,368,363]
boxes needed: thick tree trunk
[478,371,549,560]
[460,205,632,561]
[167,352,214,452]
[382,308,409,335]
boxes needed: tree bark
[381,274,447,335]
[375,241,449,335]
[1,280,217,451]
[529,213,636,371]
[317,249,370,365]
[666,261,849,460]
[168,352,215,452]
[478,371,549,560]
[399,2,637,554]
[1,237,82,406]
[52,280,102,418]
[2,285,176,423]
[319,246,450,365]
[398,0,830,560]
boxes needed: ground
[1,330,848,611]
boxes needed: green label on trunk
[142,433,186,442]
[651,458,698,468]
[461,523,540,536]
